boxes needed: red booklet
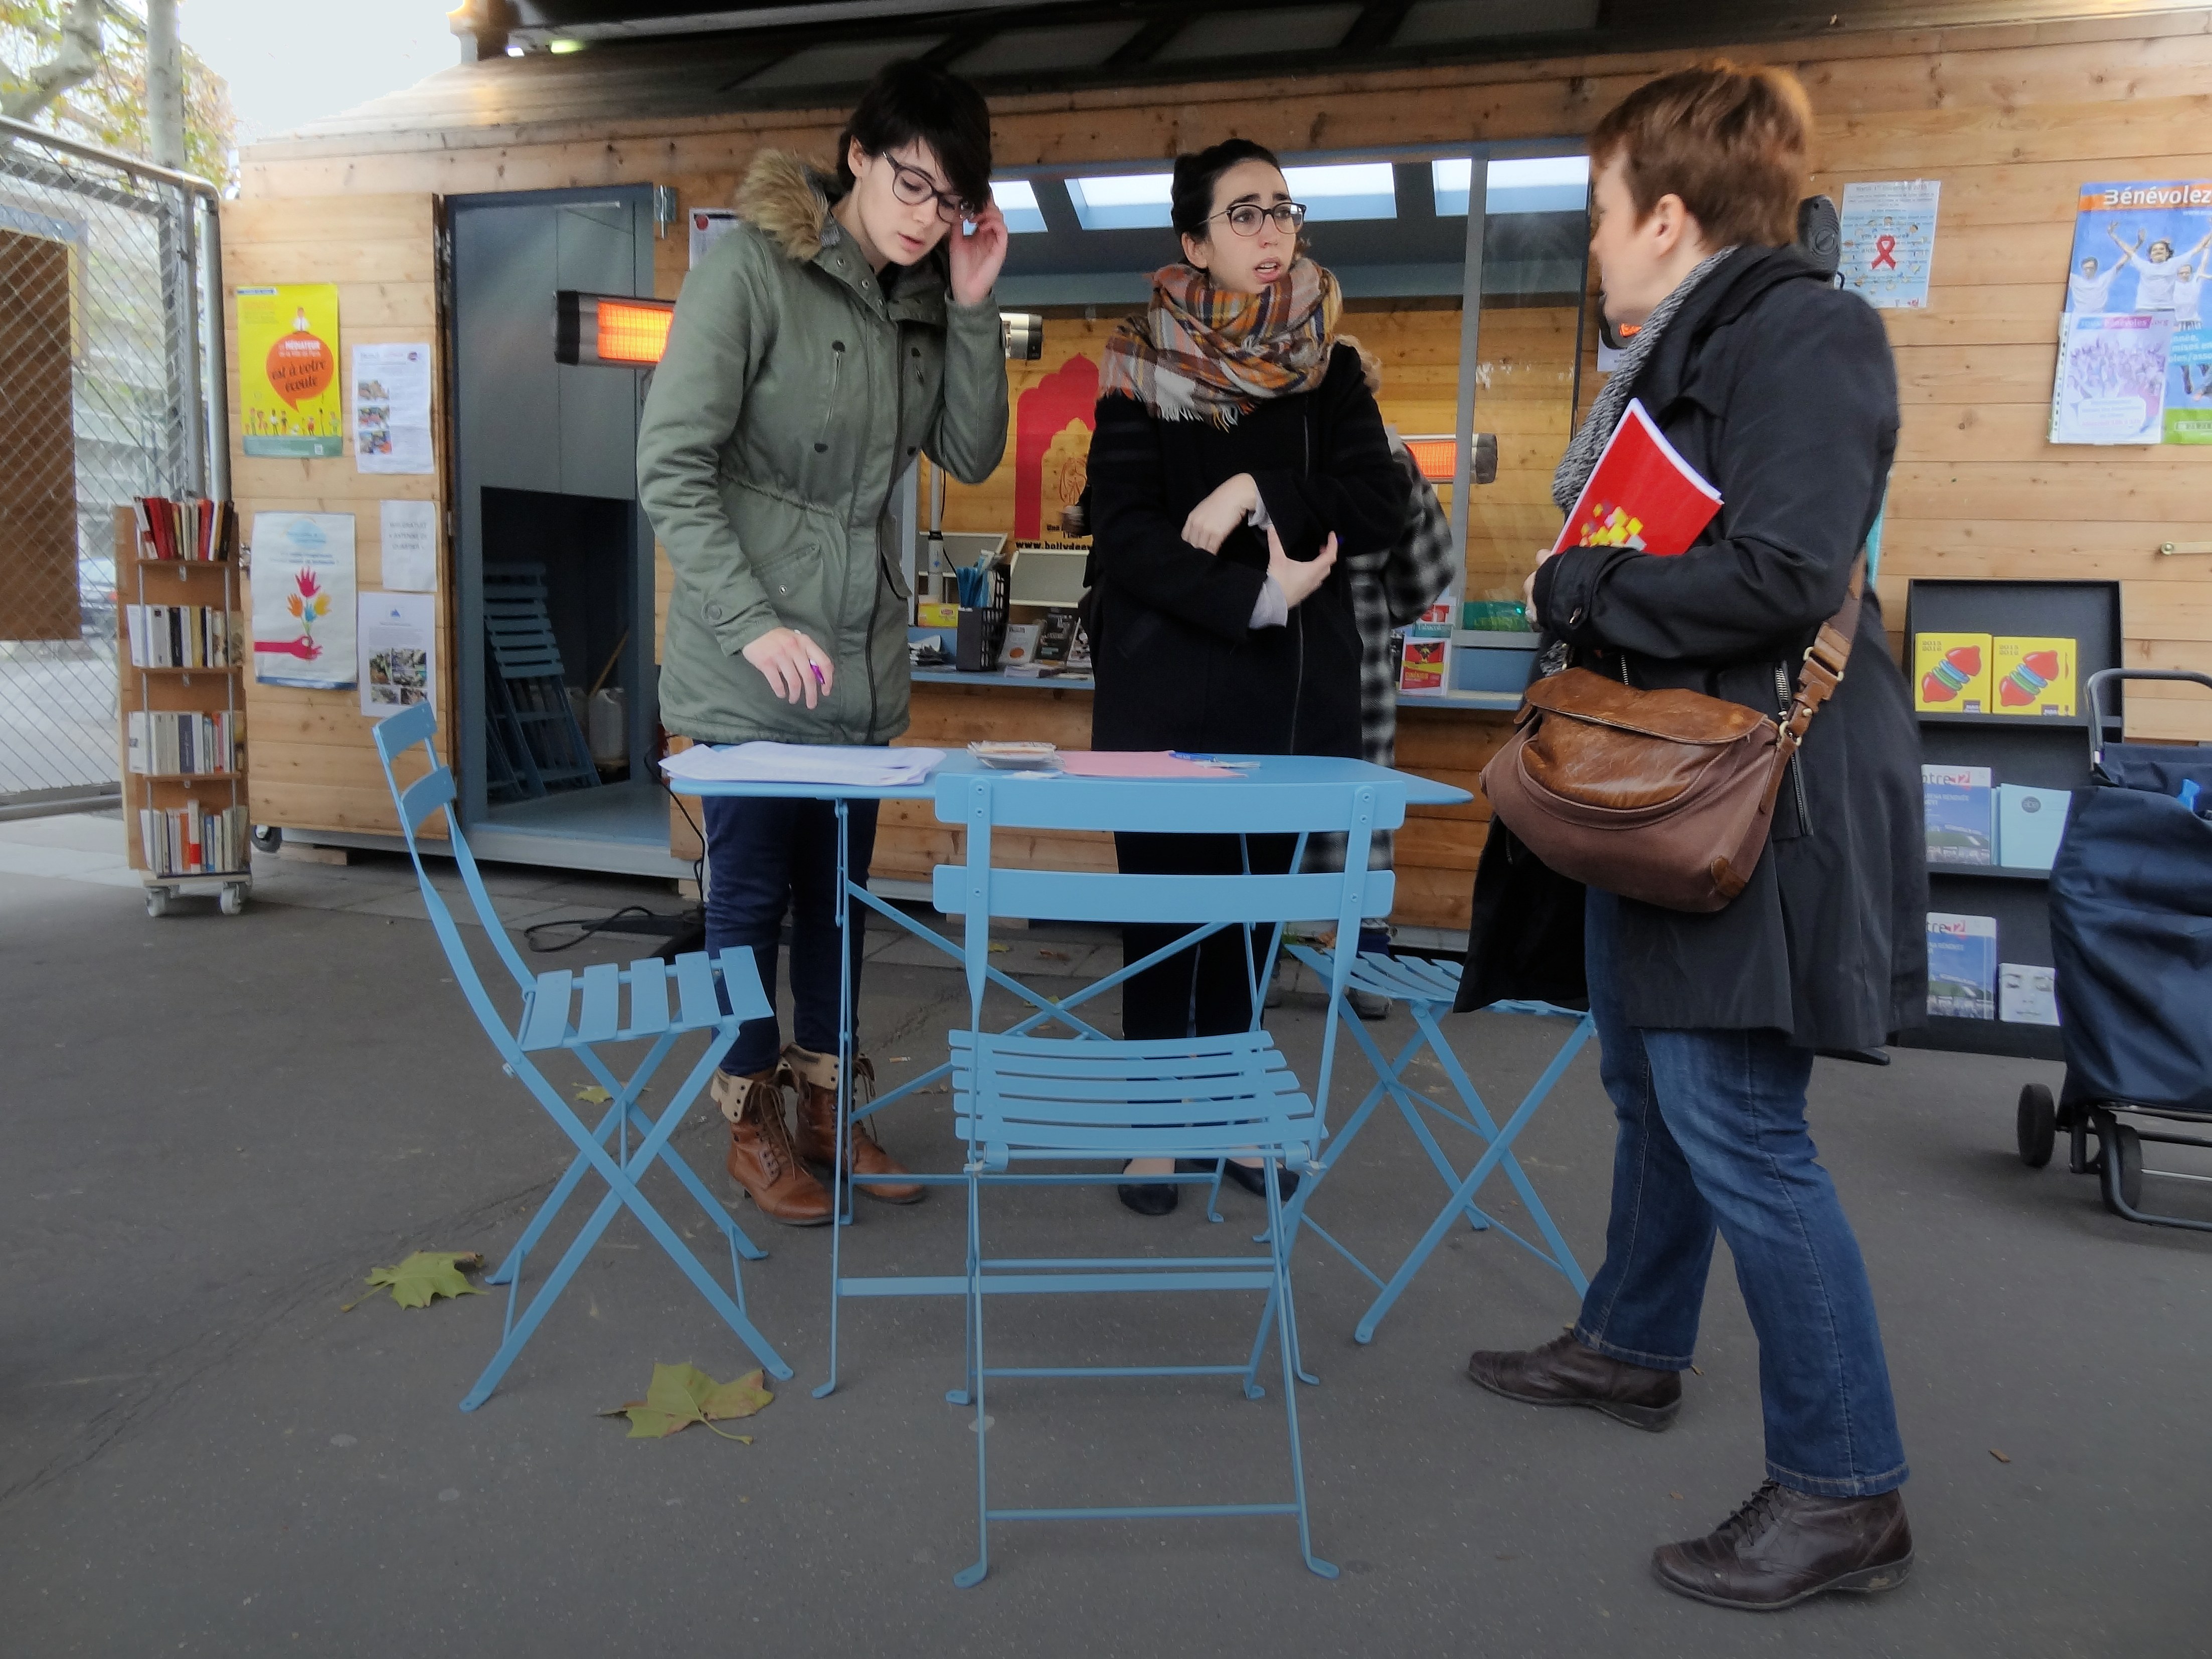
[1551,398,1722,557]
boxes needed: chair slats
[626,958,670,1035]
[398,766,457,833]
[931,866,1392,927]
[933,772,1406,836]
[521,971,574,1051]
[672,951,721,1028]
[576,963,621,1045]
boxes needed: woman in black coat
[1461,66,1927,1612]
[1087,137,1402,1215]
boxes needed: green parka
[637,151,1010,745]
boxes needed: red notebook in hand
[1551,398,1723,557]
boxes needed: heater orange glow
[596,298,672,364]
[1404,438,1458,483]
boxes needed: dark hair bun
[1170,137,1283,242]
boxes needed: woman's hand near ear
[949,201,1009,307]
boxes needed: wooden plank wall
[230,10,2212,923]
[221,194,451,834]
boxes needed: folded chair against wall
[930,765,1404,1586]
[1275,946,1593,1347]
[372,703,791,1409]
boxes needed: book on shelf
[126,710,239,777]
[1551,398,1723,557]
[1996,785,2072,870]
[1913,632,1992,713]
[124,604,240,669]
[1992,635,2077,716]
[138,802,249,877]
[132,495,238,563]
[1923,765,1996,866]
[1398,633,1450,694]
[1926,912,1998,1020]
[1998,962,2060,1027]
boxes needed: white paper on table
[357,591,437,719]
[660,742,944,788]
[379,498,439,591]
[352,342,434,474]
[251,511,356,688]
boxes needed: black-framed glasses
[885,155,978,224]
[1209,201,1307,237]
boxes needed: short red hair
[1589,61,1813,249]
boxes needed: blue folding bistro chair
[1275,947,1593,1347]
[372,704,792,1409]
[924,763,1403,1586]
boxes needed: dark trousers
[1114,831,1293,1039]
[702,795,879,1076]
[1573,890,1909,1498]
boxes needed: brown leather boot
[711,1067,831,1226]
[1652,1481,1913,1610]
[1466,1329,1682,1431]
[783,1044,923,1204]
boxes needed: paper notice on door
[358,590,437,719]
[379,498,438,591]
[353,342,434,474]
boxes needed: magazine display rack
[114,503,252,918]
[1899,578,2124,1063]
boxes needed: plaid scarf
[1099,258,1342,425]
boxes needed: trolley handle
[2086,668,2212,772]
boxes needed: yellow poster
[237,284,342,457]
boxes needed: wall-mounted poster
[2166,323,2212,444]
[358,591,436,719]
[1838,179,1940,309]
[2063,180,2212,317]
[237,284,342,457]
[2054,180,2212,445]
[378,498,439,591]
[251,511,356,688]
[352,342,433,474]
[2051,312,2173,445]
[688,207,739,268]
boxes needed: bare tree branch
[1,0,107,124]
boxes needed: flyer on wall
[2051,311,2173,444]
[1837,179,1940,309]
[237,284,343,457]
[2062,179,2212,316]
[358,591,437,719]
[2165,323,2212,443]
[378,498,439,590]
[689,207,739,267]
[251,512,357,688]
[352,342,434,474]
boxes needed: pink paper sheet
[1056,750,1242,779]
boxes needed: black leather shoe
[1652,1481,1913,1610]
[1219,1159,1300,1200]
[1117,1173,1179,1215]
[1465,1330,1682,1431]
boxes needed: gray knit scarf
[1552,246,1738,514]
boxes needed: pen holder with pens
[954,560,1009,672]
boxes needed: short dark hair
[837,60,993,211]
[1588,61,1811,249]
[1171,138,1283,242]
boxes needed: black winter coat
[1087,343,1402,758]
[1483,246,1928,1049]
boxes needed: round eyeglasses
[886,156,979,224]
[1208,201,1308,238]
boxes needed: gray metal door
[449,188,654,824]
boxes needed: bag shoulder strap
[1760,553,1865,812]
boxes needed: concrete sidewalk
[2,819,2208,1657]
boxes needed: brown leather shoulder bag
[1479,560,1863,914]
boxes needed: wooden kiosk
[222,2,2212,938]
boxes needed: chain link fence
[0,116,222,816]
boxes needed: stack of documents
[660,743,945,788]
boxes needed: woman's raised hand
[1266,524,1336,608]
[949,200,1010,308]
[742,626,833,707]
[1182,472,1260,553]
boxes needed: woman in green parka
[637,61,1010,1227]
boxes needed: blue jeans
[1574,891,1908,1499]
[702,795,878,1077]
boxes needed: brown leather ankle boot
[1466,1329,1682,1430]
[1652,1481,1913,1609]
[783,1045,922,1204]
[711,1067,831,1226]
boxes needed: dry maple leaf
[344,1251,485,1312]
[600,1363,774,1441]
